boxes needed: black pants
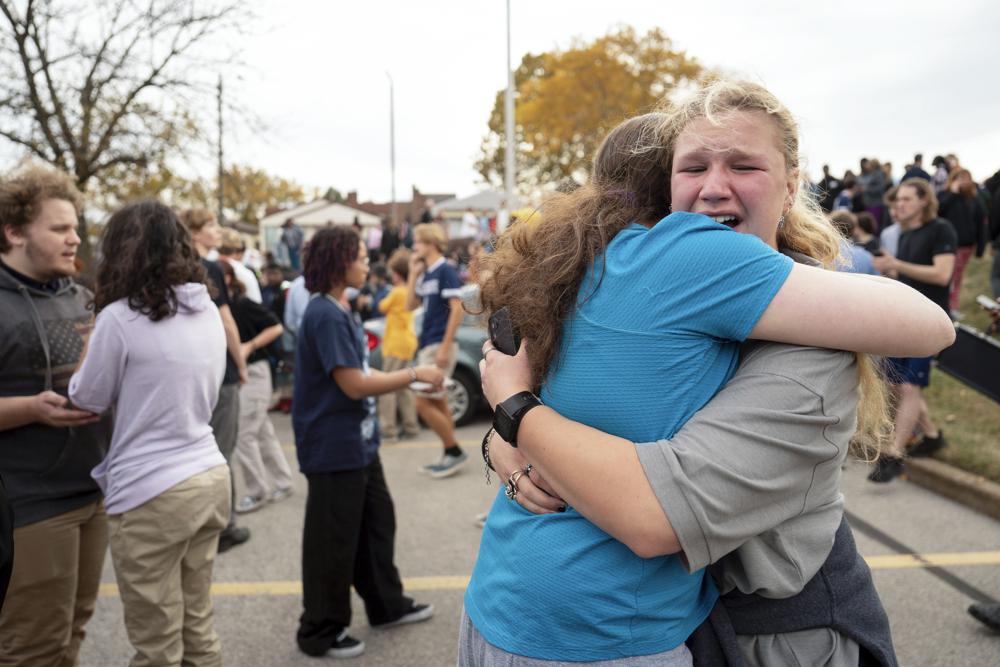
[297,457,411,656]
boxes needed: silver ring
[524,464,533,477]
[505,470,525,501]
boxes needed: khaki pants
[377,355,420,438]
[235,360,294,499]
[0,500,107,667]
[108,465,230,667]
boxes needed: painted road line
[865,551,1000,570]
[100,576,472,598]
[282,440,480,454]
[97,553,1000,598]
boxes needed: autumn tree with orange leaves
[476,26,703,191]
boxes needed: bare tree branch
[0,0,251,259]
[25,5,78,158]
[0,0,66,165]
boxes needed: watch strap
[493,391,542,447]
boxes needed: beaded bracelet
[481,427,496,484]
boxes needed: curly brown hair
[93,200,207,321]
[477,113,671,387]
[0,166,83,253]
[303,226,360,294]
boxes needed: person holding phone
[293,226,443,659]
[463,81,954,666]
[0,167,109,665]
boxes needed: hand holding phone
[488,307,521,356]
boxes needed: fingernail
[557,505,567,513]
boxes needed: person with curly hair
[293,226,443,659]
[0,166,110,665]
[465,81,955,666]
[69,200,229,666]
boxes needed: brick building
[344,185,454,223]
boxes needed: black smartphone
[488,307,521,356]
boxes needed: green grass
[923,252,1000,483]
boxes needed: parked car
[364,302,488,426]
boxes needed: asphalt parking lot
[80,413,999,666]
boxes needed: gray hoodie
[0,266,109,527]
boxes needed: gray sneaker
[425,450,469,479]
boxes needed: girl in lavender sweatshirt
[70,201,229,666]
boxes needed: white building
[258,200,382,257]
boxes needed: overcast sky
[223,0,998,202]
[10,1,997,203]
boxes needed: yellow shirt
[378,286,417,360]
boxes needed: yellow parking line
[97,552,1000,598]
[282,440,480,453]
[99,575,471,598]
[865,551,1000,570]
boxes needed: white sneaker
[235,495,265,514]
[425,451,469,479]
[269,486,293,504]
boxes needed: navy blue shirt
[415,258,462,349]
[292,295,378,473]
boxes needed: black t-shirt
[231,296,280,365]
[202,259,239,385]
[896,218,958,314]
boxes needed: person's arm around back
[481,342,676,558]
[483,343,856,563]
[750,263,955,356]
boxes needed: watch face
[493,406,514,442]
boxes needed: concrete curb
[906,458,1000,522]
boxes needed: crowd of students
[815,155,1000,482]
[0,158,482,663]
[0,139,997,665]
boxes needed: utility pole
[386,71,397,227]
[217,76,225,224]
[501,0,515,231]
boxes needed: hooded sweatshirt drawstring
[17,284,54,392]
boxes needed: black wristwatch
[492,391,542,447]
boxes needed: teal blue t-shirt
[465,212,794,661]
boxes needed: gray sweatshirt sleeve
[636,343,859,585]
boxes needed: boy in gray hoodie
[0,167,110,666]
